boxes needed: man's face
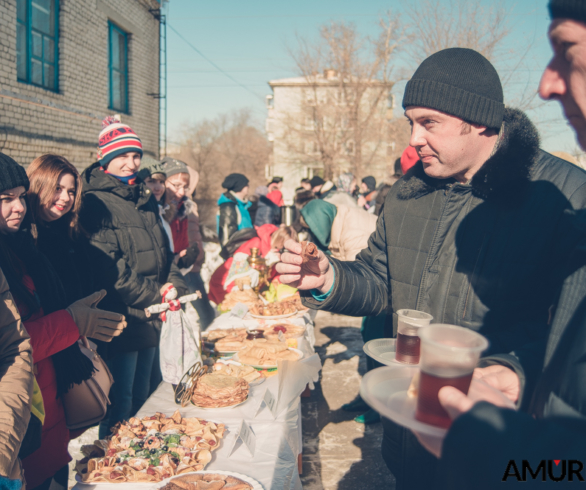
[359,182,369,194]
[539,19,586,150]
[405,107,489,182]
[107,152,141,176]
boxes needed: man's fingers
[279,274,301,285]
[275,262,302,275]
[283,239,302,254]
[438,386,474,420]
[280,251,302,265]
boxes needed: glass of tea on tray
[415,324,488,429]
[395,309,433,364]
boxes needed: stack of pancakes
[191,374,249,408]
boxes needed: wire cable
[168,24,266,103]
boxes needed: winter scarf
[0,226,94,397]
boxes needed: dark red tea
[395,332,421,364]
[415,370,473,428]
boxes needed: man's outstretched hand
[275,239,334,293]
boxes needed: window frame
[108,21,129,114]
[16,0,60,92]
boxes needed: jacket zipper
[415,185,455,311]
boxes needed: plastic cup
[415,324,488,428]
[395,309,433,364]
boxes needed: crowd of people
[276,1,586,488]
[1,1,586,489]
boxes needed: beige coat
[329,205,378,261]
[0,268,33,482]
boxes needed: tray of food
[234,340,303,369]
[205,329,249,354]
[75,411,226,484]
[218,289,259,313]
[158,470,263,490]
[191,373,250,409]
[249,301,297,319]
[261,323,306,341]
[212,360,265,385]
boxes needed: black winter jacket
[302,109,586,488]
[303,109,586,380]
[439,224,586,489]
[79,163,187,358]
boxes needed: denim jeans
[98,347,156,439]
[184,272,216,330]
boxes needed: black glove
[177,243,199,269]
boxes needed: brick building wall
[0,0,161,171]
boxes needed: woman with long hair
[26,154,91,305]
[0,152,126,489]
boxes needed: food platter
[233,347,304,370]
[156,470,264,490]
[249,310,298,320]
[192,392,250,410]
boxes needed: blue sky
[164,0,578,155]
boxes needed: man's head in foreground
[403,48,504,183]
[540,0,586,150]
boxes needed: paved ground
[67,311,395,489]
[301,312,395,490]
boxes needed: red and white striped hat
[97,115,143,167]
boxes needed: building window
[108,22,129,113]
[16,0,59,91]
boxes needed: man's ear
[476,124,498,137]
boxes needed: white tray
[363,338,420,366]
[233,347,303,369]
[359,365,447,438]
[250,309,297,320]
[157,470,264,489]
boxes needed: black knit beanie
[362,176,376,193]
[402,48,505,129]
[222,173,249,192]
[0,152,29,194]
[549,0,586,23]
[309,176,325,188]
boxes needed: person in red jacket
[209,224,297,305]
[0,153,126,490]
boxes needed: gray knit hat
[161,156,189,178]
[549,0,586,23]
[402,48,505,129]
[137,156,166,181]
[0,152,29,194]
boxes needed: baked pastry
[76,411,225,483]
[212,363,261,383]
[219,289,259,311]
[161,473,253,490]
[300,241,319,264]
[262,323,306,340]
[191,374,249,408]
[237,340,300,366]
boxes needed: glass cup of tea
[415,324,488,429]
[395,309,433,364]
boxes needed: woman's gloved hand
[176,244,199,269]
[66,290,126,342]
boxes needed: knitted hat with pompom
[97,116,143,167]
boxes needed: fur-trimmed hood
[398,108,540,202]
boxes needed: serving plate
[233,347,303,369]
[156,470,264,490]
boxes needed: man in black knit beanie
[277,45,586,489]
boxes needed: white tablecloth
[72,355,322,490]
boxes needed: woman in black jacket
[26,154,93,304]
[79,117,187,438]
